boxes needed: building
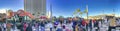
[0,9,7,14]
[46,10,52,18]
[0,9,7,20]
[84,14,116,19]
[24,0,46,18]
[86,14,115,19]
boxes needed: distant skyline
[0,0,120,17]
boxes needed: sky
[47,0,120,17]
[0,0,24,11]
[0,0,120,17]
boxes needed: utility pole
[86,5,88,21]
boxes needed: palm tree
[73,9,80,16]
[73,8,83,17]
[77,9,83,17]
[83,5,88,14]
[79,12,83,17]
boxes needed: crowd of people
[0,9,120,31]
[0,16,120,31]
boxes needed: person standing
[26,23,32,31]
[0,26,2,31]
[81,19,88,31]
[66,17,73,31]
[88,19,93,31]
[72,17,79,31]
[108,18,116,31]
[56,16,65,31]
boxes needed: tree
[79,12,83,17]
[73,9,80,15]
[73,8,83,17]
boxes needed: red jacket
[92,19,96,23]
[82,20,87,26]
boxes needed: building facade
[24,0,46,18]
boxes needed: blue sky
[47,0,120,17]
[0,0,24,11]
[0,0,120,17]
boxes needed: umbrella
[18,10,34,19]
[19,12,26,16]
[17,9,24,14]
[26,12,34,19]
